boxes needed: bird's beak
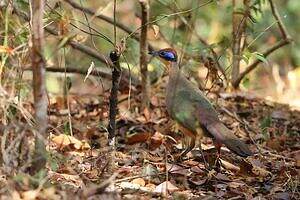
[148,50,159,57]
[149,50,169,70]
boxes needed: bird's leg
[178,137,195,160]
[213,140,222,171]
[198,142,210,170]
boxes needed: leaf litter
[1,87,299,199]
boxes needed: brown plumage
[150,48,253,158]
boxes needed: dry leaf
[48,171,84,188]
[52,134,90,150]
[119,181,140,190]
[11,191,22,200]
[126,132,151,145]
[132,178,146,187]
[21,190,38,200]
[149,131,164,150]
[151,25,160,38]
[143,107,151,121]
[154,181,179,193]
[220,159,240,172]
[0,45,13,55]
[84,61,95,82]
[167,164,189,176]
[252,165,271,179]
[145,183,156,191]
[228,181,245,189]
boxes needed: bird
[149,48,253,160]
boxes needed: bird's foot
[198,146,210,170]
[213,154,222,172]
[174,151,190,162]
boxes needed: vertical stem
[231,0,250,88]
[139,0,150,110]
[113,0,117,45]
[231,0,240,87]
[107,51,121,140]
[30,0,48,173]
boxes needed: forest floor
[0,84,299,200]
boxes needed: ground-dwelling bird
[149,48,253,160]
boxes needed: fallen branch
[23,65,139,86]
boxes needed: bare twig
[234,39,291,86]
[154,0,227,82]
[126,0,214,41]
[24,65,139,85]
[13,6,112,67]
[113,0,117,46]
[268,0,291,40]
[231,0,250,87]
[44,26,111,65]
[64,0,154,51]
[139,0,150,109]
[232,0,292,88]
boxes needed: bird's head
[149,48,177,69]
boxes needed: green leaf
[57,35,76,50]
[260,116,271,136]
[252,52,268,64]
[242,77,250,88]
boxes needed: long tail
[206,122,253,157]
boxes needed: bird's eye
[159,52,165,56]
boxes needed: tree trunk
[30,0,48,174]
[139,0,150,110]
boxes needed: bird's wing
[171,78,252,157]
[168,77,219,135]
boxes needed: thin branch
[154,0,227,82]
[13,6,112,67]
[231,0,250,87]
[22,65,140,86]
[233,39,291,86]
[113,0,117,46]
[126,0,214,40]
[69,40,110,65]
[65,0,132,35]
[139,0,150,109]
[44,26,112,66]
[268,0,291,40]
[232,0,292,87]
[64,0,154,51]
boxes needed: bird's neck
[165,62,179,74]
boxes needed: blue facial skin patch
[159,51,177,62]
